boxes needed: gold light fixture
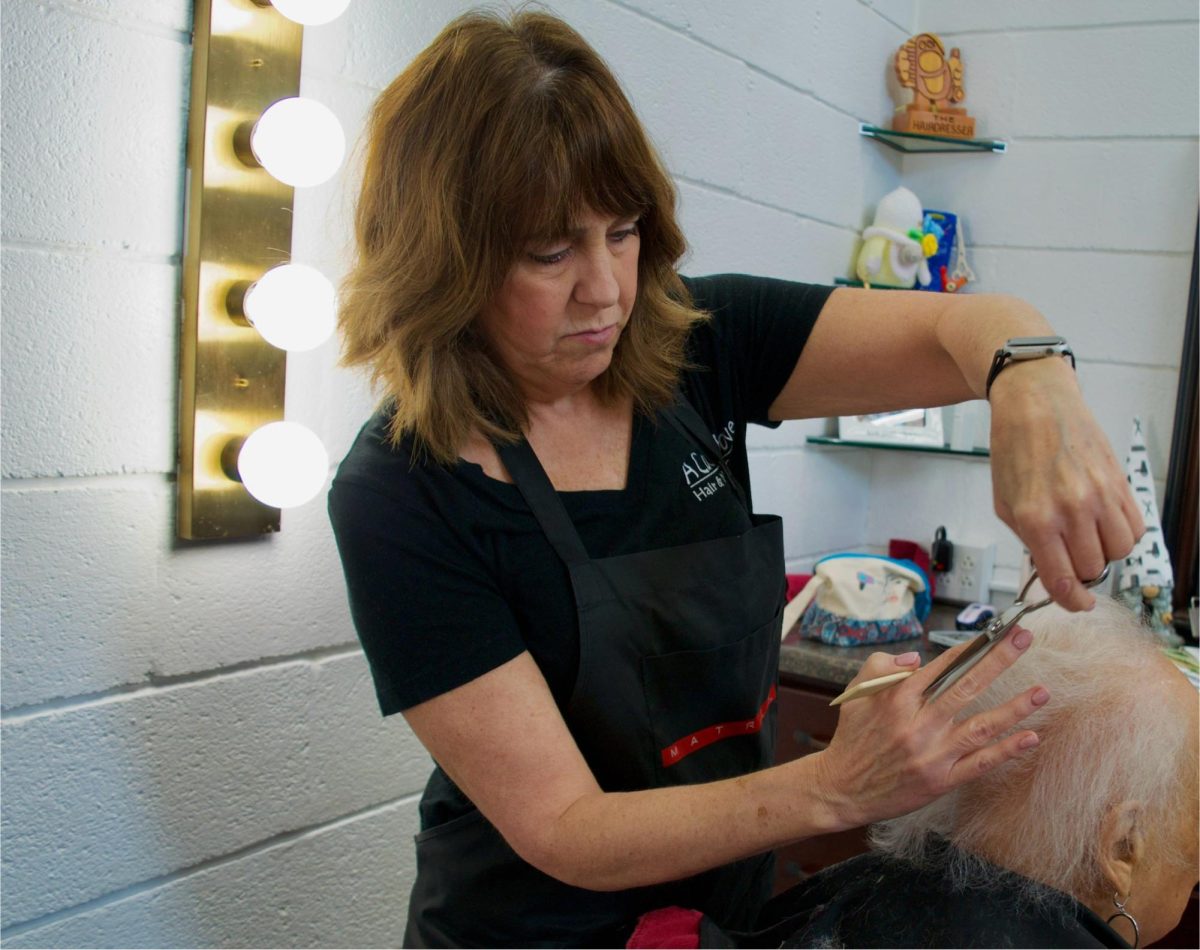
[178,0,348,540]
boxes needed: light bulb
[236,422,329,509]
[242,264,336,351]
[250,97,345,187]
[269,0,352,26]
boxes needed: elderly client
[729,598,1198,949]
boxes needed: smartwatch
[985,336,1075,398]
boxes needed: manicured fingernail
[894,651,921,666]
[1031,687,1050,706]
[1019,733,1039,750]
[1054,577,1073,596]
[1012,628,1033,650]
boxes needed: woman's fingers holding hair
[948,683,1049,758]
[1118,482,1147,545]
[816,626,1044,827]
[944,728,1041,787]
[926,623,1035,710]
[894,622,1033,717]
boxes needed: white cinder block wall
[1,1,1194,947]
[862,0,1199,595]
[1,0,905,945]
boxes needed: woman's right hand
[809,626,1049,830]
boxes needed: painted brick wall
[1,1,910,945]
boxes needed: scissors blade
[920,565,1111,703]
[921,629,998,700]
[922,598,1031,702]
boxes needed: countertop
[779,605,960,689]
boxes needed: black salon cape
[704,840,1129,949]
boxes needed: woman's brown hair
[338,7,707,464]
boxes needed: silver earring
[1106,891,1140,949]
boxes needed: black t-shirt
[328,273,833,716]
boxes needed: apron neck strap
[495,393,750,568]
[495,438,591,567]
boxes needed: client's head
[872,597,1199,945]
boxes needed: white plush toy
[855,186,936,289]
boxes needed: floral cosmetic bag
[793,554,932,647]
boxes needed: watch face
[988,337,1074,397]
[1007,336,1066,347]
[1006,336,1071,360]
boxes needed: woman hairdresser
[328,10,1143,947]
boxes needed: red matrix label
[660,685,777,767]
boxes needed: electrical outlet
[934,543,996,604]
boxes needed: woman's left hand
[811,627,1047,829]
[987,356,1143,610]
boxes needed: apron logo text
[681,421,736,502]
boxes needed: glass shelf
[807,435,990,458]
[860,123,1007,154]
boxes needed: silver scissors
[921,564,1112,701]
[829,565,1111,707]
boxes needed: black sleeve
[328,476,527,716]
[680,273,834,426]
[673,274,833,511]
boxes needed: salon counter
[778,628,944,687]
[778,600,959,688]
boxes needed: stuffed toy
[855,186,936,289]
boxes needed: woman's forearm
[410,638,1055,897]
[931,293,1059,397]
[530,633,1057,893]
[768,289,1063,420]
[531,752,844,891]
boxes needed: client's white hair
[871,596,1195,901]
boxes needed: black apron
[405,399,786,948]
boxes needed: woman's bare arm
[404,635,1048,892]
[768,288,1142,610]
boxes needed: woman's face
[477,208,640,402]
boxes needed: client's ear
[1097,800,1146,896]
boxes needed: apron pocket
[640,607,782,785]
[414,805,487,843]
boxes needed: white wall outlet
[934,543,996,605]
